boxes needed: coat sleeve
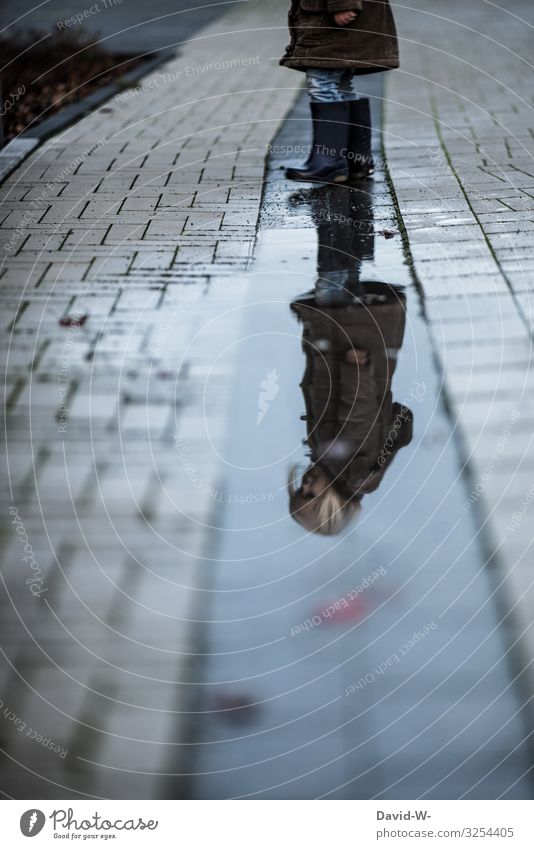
[326,0,363,13]
[390,403,413,448]
[352,404,413,495]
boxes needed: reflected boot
[286,101,349,184]
[315,270,363,307]
[347,99,375,179]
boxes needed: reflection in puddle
[287,186,412,535]
[291,288,411,533]
[194,98,532,798]
[289,187,413,535]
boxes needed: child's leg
[338,69,360,101]
[343,72,374,178]
[286,69,350,183]
[305,69,346,103]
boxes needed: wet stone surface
[192,90,533,799]
[0,0,297,799]
[1,0,533,802]
[385,0,534,738]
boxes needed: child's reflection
[288,187,413,535]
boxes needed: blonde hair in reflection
[287,464,361,536]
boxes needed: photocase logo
[257,369,280,426]
[20,809,46,837]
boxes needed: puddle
[191,90,531,799]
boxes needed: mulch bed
[1,29,145,143]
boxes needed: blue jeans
[306,69,361,103]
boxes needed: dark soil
[1,28,145,143]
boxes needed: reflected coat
[292,288,413,500]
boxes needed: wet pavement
[383,0,534,714]
[192,89,533,799]
[0,0,297,799]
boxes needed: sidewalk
[383,0,534,694]
[0,0,297,798]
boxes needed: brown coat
[280,0,399,73]
[292,288,412,500]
